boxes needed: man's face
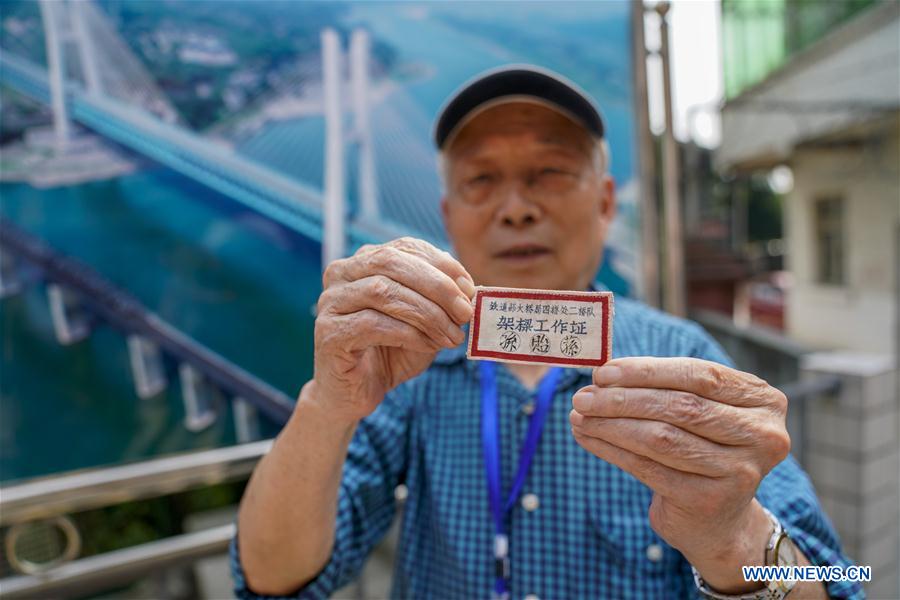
[441,102,616,291]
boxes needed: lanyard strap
[480,360,561,599]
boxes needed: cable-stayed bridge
[0,0,448,451]
[0,0,426,259]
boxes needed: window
[813,196,845,285]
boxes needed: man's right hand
[311,237,475,424]
[238,235,473,595]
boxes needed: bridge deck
[0,221,294,424]
[0,53,419,249]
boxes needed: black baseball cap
[433,64,606,150]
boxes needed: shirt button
[520,402,535,416]
[524,595,540,600]
[521,493,540,512]
[646,543,663,562]
[393,484,408,502]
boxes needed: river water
[1,168,321,481]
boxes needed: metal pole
[632,1,660,307]
[895,222,899,482]
[657,2,686,316]
[321,28,346,271]
[38,0,70,152]
[350,28,378,222]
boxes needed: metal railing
[1,525,237,599]
[691,308,844,467]
[1,440,271,527]
[0,441,271,598]
[692,308,806,387]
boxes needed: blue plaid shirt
[231,294,862,599]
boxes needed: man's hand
[239,237,474,596]
[569,357,796,594]
[314,237,475,425]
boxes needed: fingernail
[568,409,582,427]
[594,365,622,385]
[453,295,474,322]
[456,276,476,299]
[572,390,594,412]
[447,323,465,345]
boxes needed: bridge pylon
[0,249,23,299]
[321,28,346,272]
[320,27,380,272]
[71,0,103,96]
[47,284,92,345]
[38,0,71,152]
[127,335,168,399]
[350,29,378,222]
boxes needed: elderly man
[231,66,861,599]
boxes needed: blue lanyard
[480,360,562,600]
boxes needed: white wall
[785,116,899,354]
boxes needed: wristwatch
[692,506,798,600]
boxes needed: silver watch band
[692,567,786,600]
[691,506,795,600]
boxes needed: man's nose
[496,182,541,228]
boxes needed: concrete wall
[716,2,900,171]
[801,352,899,599]
[784,117,899,354]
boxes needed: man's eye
[539,167,570,177]
[467,174,494,186]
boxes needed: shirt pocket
[587,505,674,579]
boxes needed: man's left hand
[569,357,791,594]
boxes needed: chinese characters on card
[466,287,614,368]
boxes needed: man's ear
[441,196,457,247]
[600,174,617,224]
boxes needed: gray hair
[436,138,610,193]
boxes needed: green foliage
[747,177,783,242]
[93,1,395,131]
[73,480,246,557]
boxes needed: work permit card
[466,286,614,368]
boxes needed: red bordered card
[466,286,614,368]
